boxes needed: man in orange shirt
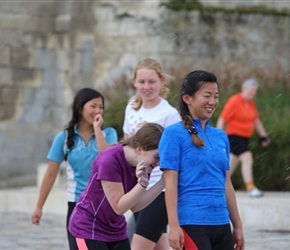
[216,78,271,197]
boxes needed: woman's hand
[136,160,149,188]
[233,227,245,250]
[31,207,42,226]
[259,136,271,147]
[169,225,184,250]
[93,114,104,131]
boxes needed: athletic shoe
[248,187,264,197]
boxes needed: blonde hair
[131,58,172,111]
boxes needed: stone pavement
[0,212,290,250]
[1,187,290,250]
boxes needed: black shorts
[134,192,167,243]
[228,135,249,156]
[74,238,130,250]
[67,202,78,250]
[182,224,234,250]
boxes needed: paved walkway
[0,212,290,250]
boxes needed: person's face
[139,149,160,174]
[133,68,165,102]
[80,97,104,125]
[182,82,219,121]
[242,85,258,100]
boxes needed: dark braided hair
[63,88,104,161]
[179,70,218,147]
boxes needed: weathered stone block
[0,13,53,33]
[54,15,72,33]
[0,67,12,85]
[11,47,34,68]
[12,68,42,87]
[0,30,24,47]
[0,45,11,66]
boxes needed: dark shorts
[74,238,130,250]
[182,224,234,250]
[228,135,249,156]
[134,192,167,243]
[67,202,77,250]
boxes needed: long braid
[63,120,75,161]
[179,70,218,147]
[179,99,204,147]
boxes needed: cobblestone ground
[0,213,290,250]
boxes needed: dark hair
[64,88,104,161]
[122,123,164,151]
[179,70,218,147]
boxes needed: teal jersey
[47,126,118,202]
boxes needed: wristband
[139,182,147,189]
[259,136,269,144]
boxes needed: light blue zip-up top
[47,126,118,202]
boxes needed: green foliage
[160,0,290,17]
[102,63,290,191]
[160,0,203,12]
[205,5,290,17]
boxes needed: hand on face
[136,160,149,188]
[93,114,104,130]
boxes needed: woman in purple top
[69,123,165,250]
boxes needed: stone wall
[0,0,289,187]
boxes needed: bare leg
[154,233,169,250]
[127,214,136,243]
[229,153,240,176]
[239,151,254,184]
[131,233,169,250]
[131,234,156,250]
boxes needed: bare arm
[164,170,184,250]
[131,176,164,212]
[225,171,245,250]
[216,117,226,130]
[254,118,268,137]
[102,180,147,215]
[102,161,164,215]
[254,118,271,147]
[31,161,60,225]
[94,114,110,152]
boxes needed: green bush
[101,63,290,191]
[160,0,290,17]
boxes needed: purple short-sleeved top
[69,144,137,241]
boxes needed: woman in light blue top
[31,88,118,250]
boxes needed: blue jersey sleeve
[47,131,66,163]
[159,124,181,171]
[103,127,118,145]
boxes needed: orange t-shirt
[220,93,259,138]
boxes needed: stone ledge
[0,187,289,231]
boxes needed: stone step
[1,186,289,231]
